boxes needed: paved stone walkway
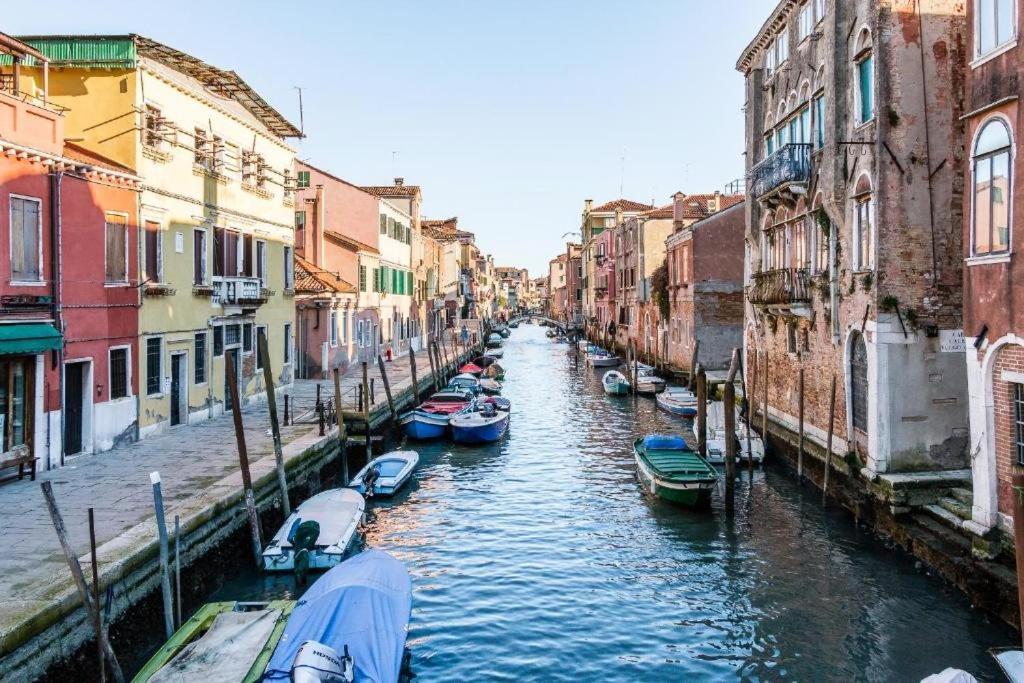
[0,339,470,645]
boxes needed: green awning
[0,323,63,356]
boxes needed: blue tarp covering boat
[263,550,412,682]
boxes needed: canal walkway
[0,339,475,680]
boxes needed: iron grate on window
[110,349,128,400]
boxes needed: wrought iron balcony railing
[748,143,812,199]
[748,268,812,306]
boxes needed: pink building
[593,228,616,338]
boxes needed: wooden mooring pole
[761,350,769,445]
[823,374,837,505]
[149,471,174,639]
[378,355,397,422]
[258,329,290,517]
[224,357,263,569]
[361,361,370,418]
[797,367,805,481]
[173,514,181,630]
[724,350,740,509]
[427,340,438,391]
[689,340,700,390]
[88,508,105,683]
[333,368,349,486]
[739,351,754,472]
[696,365,707,461]
[409,347,419,400]
[42,483,125,683]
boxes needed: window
[105,213,128,283]
[256,240,267,286]
[284,323,292,364]
[146,337,162,397]
[145,221,162,283]
[109,348,129,400]
[813,94,826,149]
[799,3,814,41]
[815,0,826,24]
[213,326,224,357]
[793,217,809,269]
[297,171,311,189]
[242,151,266,187]
[854,192,875,271]
[977,0,1017,58]
[212,135,225,172]
[144,105,164,148]
[284,246,294,289]
[243,323,253,353]
[787,322,798,354]
[295,212,306,247]
[225,323,241,347]
[854,30,874,125]
[195,332,207,384]
[380,214,387,235]
[776,28,790,65]
[1015,383,1024,464]
[242,234,253,277]
[10,196,41,282]
[765,42,776,77]
[193,229,207,285]
[256,326,267,370]
[194,128,212,169]
[330,311,338,347]
[972,118,1013,255]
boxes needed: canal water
[207,324,1014,681]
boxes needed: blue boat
[450,403,510,444]
[400,389,475,440]
[263,550,412,682]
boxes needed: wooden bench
[0,444,35,484]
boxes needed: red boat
[458,362,484,377]
[417,389,475,415]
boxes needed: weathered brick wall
[992,344,1024,517]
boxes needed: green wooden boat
[132,600,294,682]
[633,435,719,508]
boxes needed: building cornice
[736,0,799,73]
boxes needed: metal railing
[748,143,812,198]
[748,268,812,306]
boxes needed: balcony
[0,88,65,155]
[748,268,812,317]
[748,144,812,206]
[213,276,267,309]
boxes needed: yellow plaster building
[19,35,301,435]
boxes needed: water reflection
[218,325,1013,681]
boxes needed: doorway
[64,360,91,457]
[170,352,187,426]
[849,331,869,453]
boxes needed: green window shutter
[379,215,387,234]
[406,271,413,295]
[858,56,873,123]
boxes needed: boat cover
[459,363,483,374]
[151,608,282,682]
[921,669,978,683]
[264,550,412,682]
[643,435,687,450]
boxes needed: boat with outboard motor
[587,350,621,368]
[451,402,510,444]
[657,387,699,417]
[261,489,365,573]
[602,370,630,396]
[690,406,766,465]
[400,389,475,440]
[632,363,667,395]
[448,372,482,394]
[633,435,718,508]
[348,450,419,497]
[481,395,511,412]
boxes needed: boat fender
[290,640,354,683]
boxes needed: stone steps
[937,495,972,521]
[922,503,970,534]
[949,487,974,506]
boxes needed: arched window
[853,174,875,270]
[854,29,874,125]
[973,117,1013,255]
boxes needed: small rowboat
[633,435,718,508]
[479,378,503,394]
[632,363,666,395]
[448,372,482,394]
[472,355,497,368]
[587,352,620,368]
[459,362,484,376]
[696,420,766,466]
[657,387,699,417]
[262,489,365,573]
[400,389,475,440]
[483,362,505,381]
[484,348,504,359]
[348,450,419,497]
[451,404,510,444]
[486,333,504,348]
[497,327,511,338]
[602,370,630,396]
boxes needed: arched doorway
[850,331,869,438]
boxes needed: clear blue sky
[8,0,772,276]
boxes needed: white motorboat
[602,370,630,396]
[694,423,766,465]
[348,450,419,497]
[262,489,365,573]
[631,363,666,395]
[657,387,699,417]
[587,352,620,368]
[484,348,505,359]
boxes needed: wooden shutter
[145,221,160,282]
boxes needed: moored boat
[459,362,484,376]
[486,333,504,348]
[400,389,475,440]
[657,387,699,417]
[483,362,505,380]
[451,403,510,444]
[261,489,365,573]
[484,348,505,359]
[348,450,419,497]
[633,435,718,508]
[587,351,620,368]
[263,550,412,682]
[602,370,630,396]
[481,395,511,412]
[631,362,666,395]
[479,378,503,394]
[448,372,482,394]
[696,420,766,466]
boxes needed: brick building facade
[738,0,968,475]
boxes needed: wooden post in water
[797,367,805,480]
[409,347,419,400]
[822,374,837,504]
[696,365,707,461]
[89,508,105,683]
[761,350,769,445]
[377,355,397,422]
[689,340,700,390]
[149,471,174,639]
[283,394,290,426]
[224,358,263,569]
[333,368,349,486]
[361,362,370,418]
[173,514,181,630]
[738,351,754,472]
[1012,466,1024,650]
[41,482,125,683]
[258,329,290,517]
[427,341,438,392]
[724,350,740,509]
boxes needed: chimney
[714,189,721,212]
[614,207,623,226]
[584,199,593,213]
[673,192,685,228]
[394,177,404,187]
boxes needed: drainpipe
[49,171,64,469]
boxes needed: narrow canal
[206,324,1013,681]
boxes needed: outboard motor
[290,641,353,683]
[362,465,381,499]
